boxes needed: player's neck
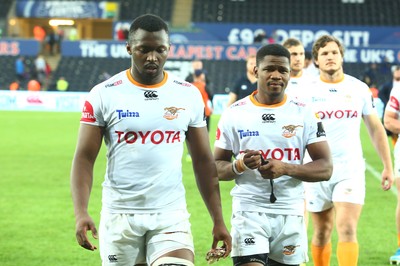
[291,70,303,78]
[320,69,344,83]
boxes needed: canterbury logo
[108,255,117,262]
[244,238,255,245]
[144,91,158,100]
[262,113,275,123]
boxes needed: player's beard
[323,65,341,76]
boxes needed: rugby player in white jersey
[282,38,314,99]
[305,35,393,266]
[282,37,315,266]
[70,14,231,266]
[383,67,400,264]
[214,43,333,266]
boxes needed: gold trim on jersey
[250,91,287,107]
[125,69,168,88]
[320,73,344,84]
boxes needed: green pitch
[0,111,396,266]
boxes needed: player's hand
[75,214,98,251]
[258,158,286,179]
[211,223,232,259]
[381,168,394,190]
[241,149,262,170]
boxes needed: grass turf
[0,111,396,266]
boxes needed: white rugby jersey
[385,86,400,151]
[215,92,326,215]
[308,74,376,163]
[285,71,315,99]
[80,70,206,213]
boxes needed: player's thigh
[305,181,334,213]
[268,215,308,265]
[147,209,194,265]
[231,211,270,258]
[99,212,146,265]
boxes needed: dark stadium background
[0,0,399,96]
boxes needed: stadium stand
[49,57,130,91]
[0,0,13,18]
[119,0,174,22]
[0,0,397,93]
[1,56,37,90]
[191,0,400,25]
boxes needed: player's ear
[126,42,132,55]
[254,66,259,78]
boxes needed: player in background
[305,35,393,266]
[214,43,333,266]
[70,14,231,266]
[282,37,314,266]
[226,54,258,107]
[282,38,314,98]
[383,75,400,265]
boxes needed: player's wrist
[232,160,244,175]
[232,153,250,175]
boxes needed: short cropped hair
[256,44,291,66]
[282,38,303,49]
[128,14,169,41]
[312,35,345,62]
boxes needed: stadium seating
[118,0,174,22]
[0,0,397,94]
[0,56,37,90]
[0,0,13,18]
[191,0,400,25]
[49,57,131,91]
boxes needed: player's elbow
[320,160,333,181]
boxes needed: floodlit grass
[0,111,396,266]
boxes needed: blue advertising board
[61,40,400,64]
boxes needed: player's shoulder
[286,94,313,111]
[390,85,400,96]
[91,69,128,93]
[343,73,368,88]
[167,72,194,87]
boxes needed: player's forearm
[193,163,226,223]
[286,158,333,182]
[384,117,400,134]
[215,160,237,181]
[70,159,94,218]
[370,126,393,171]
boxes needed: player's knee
[152,256,194,266]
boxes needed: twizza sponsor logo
[317,109,359,119]
[81,101,96,122]
[115,130,182,144]
[105,80,122,88]
[238,129,259,139]
[240,148,301,161]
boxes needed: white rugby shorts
[99,209,194,266]
[230,211,308,265]
[305,160,366,212]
